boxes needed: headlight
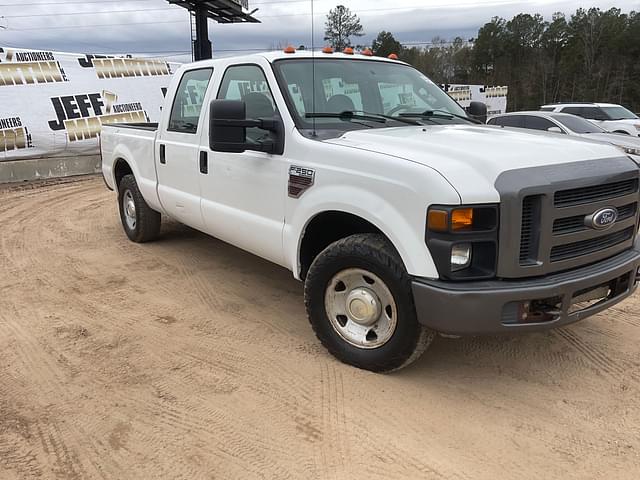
[616,145,640,156]
[451,243,472,271]
[426,205,499,280]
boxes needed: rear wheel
[118,174,161,243]
[304,234,435,372]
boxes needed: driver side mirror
[547,126,564,134]
[209,99,284,155]
[467,101,488,124]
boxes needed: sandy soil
[0,176,639,480]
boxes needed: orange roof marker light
[361,48,373,57]
[322,46,334,54]
[388,53,399,60]
[343,47,354,55]
[283,45,296,54]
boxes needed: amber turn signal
[451,208,474,231]
[428,209,449,232]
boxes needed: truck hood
[324,125,628,203]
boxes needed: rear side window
[168,68,214,134]
[582,107,608,120]
[524,116,559,132]
[561,107,585,118]
[490,115,524,128]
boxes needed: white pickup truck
[101,50,640,372]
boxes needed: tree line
[324,5,640,112]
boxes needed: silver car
[487,111,640,161]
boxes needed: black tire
[304,233,435,372]
[117,174,161,243]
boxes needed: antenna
[311,0,317,137]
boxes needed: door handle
[199,151,208,174]
[159,144,166,164]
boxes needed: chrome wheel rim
[324,268,397,349]
[123,190,136,230]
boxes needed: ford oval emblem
[585,207,618,230]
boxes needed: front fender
[284,184,454,280]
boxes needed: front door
[199,64,287,266]
[156,67,214,230]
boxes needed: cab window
[168,68,213,134]
[217,65,278,143]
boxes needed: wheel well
[113,159,133,189]
[299,211,388,280]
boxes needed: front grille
[554,179,638,207]
[550,227,635,262]
[498,158,640,278]
[512,171,639,274]
[519,196,539,265]
[553,203,637,236]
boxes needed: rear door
[156,68,213,230]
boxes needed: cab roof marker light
[283,46,296,54]
[322,46,334,54]
[361,48,373,57]
[388,53,399,60]
[343,47,354,55]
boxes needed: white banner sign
[443,84,509,116]
[0,47,181,161]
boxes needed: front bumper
[412,245,640,335]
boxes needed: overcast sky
[0,0,638,62]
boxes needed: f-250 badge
[288,165,315,198]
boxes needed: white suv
[540,103,640,137]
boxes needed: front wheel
[118,174,161,243]
[304,234,435,372]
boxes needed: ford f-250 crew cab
[101,50,640,372]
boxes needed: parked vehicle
[487,111,640,161]
[101,50,640,372]
[540,103,640,137]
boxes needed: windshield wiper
[306,111,421,126]
[400,109,482,124]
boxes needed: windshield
[601,106,638,120]
[272,58,470,132]
[552,114,606,134]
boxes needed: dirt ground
[0,176,639,480]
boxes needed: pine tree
[324,5,364,51]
